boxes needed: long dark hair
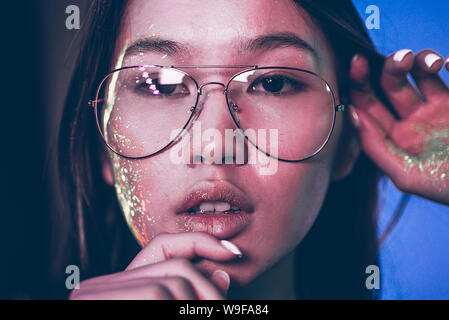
[56,0,402,299]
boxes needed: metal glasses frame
[89,65,345,162]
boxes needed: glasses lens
[96,66,198,157]
[227,68,335,161]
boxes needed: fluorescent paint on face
[111,153,154,247]
[387,128,449,181]
[106,30,157,247]
[108,115,137,154]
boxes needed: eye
[247,74,305,96]
[135,77,191,97]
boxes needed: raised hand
[349,49,449,205]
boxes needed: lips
[176,180,255,215]
[175,180,255,239]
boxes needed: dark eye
[247,75,305,95]
[135,78,190,97]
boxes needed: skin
[70,0,449,300]
[350,50,449,205]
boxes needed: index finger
[126,232,242,270]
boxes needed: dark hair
[56,0,402,299]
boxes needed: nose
[198,81,226,95]
[188,82,248,165]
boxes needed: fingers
[126,232,242,270]
[210,269,231,295]
[125,232,239,299]
[446,55,449,72]
[350,54,396,132]
[148,276,198,299]
[80,276,197,300]
[79,257,227,299]
[71,280,176,300]
[74,232,240,300]
[348,106,406,185]
[411,49,448,99]
[351,49,449,126]
[380,49,422,118]
[126,258,227,299]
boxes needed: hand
[349,49,449,205]
[69,232,241,300]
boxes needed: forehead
[125,1,323,46]
[124,0,313,42]
[117,0,334,75]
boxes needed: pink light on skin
[111,154,157,248]
[108,0,354,292]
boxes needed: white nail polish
[424,53,442,68]
[220,240,242,257]
[212,270,230,291]
[445,56,449,65]
[393,49,412,62]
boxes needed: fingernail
[212,270,230,293]
[349,105,361,129]
[393,49,412,63]
[424,53,442,69]
[351,54,360,64]
[220,240,242,257]
[445,56,449,66]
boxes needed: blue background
[353,1,449,299]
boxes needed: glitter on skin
[108,115,136,154]
[104,30,162,248]
[386,128,449,181]
[111,153,155,247]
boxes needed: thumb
[210,270,230,297]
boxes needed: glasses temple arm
[88,98,104,108]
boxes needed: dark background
[1,1,47,298]
[1,0,88,299]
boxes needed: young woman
[57,0,449,299]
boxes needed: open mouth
[175,180,255,238]
[176,181,254,215]
[186,201,242,214]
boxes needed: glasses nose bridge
[197,81,226,95]
[194,81,235,125]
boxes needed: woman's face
[103,0,352,285]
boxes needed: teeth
[201,201,230,212]
[189,201,241,214]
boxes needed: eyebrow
[124,31,319,63]
[241,31,319,62]
[125,38,189,58]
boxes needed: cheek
[110,153,155,247]
[260,157,332,246]
[242,117,342,272]
[222,156,334,285]
[285,161,332,238]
